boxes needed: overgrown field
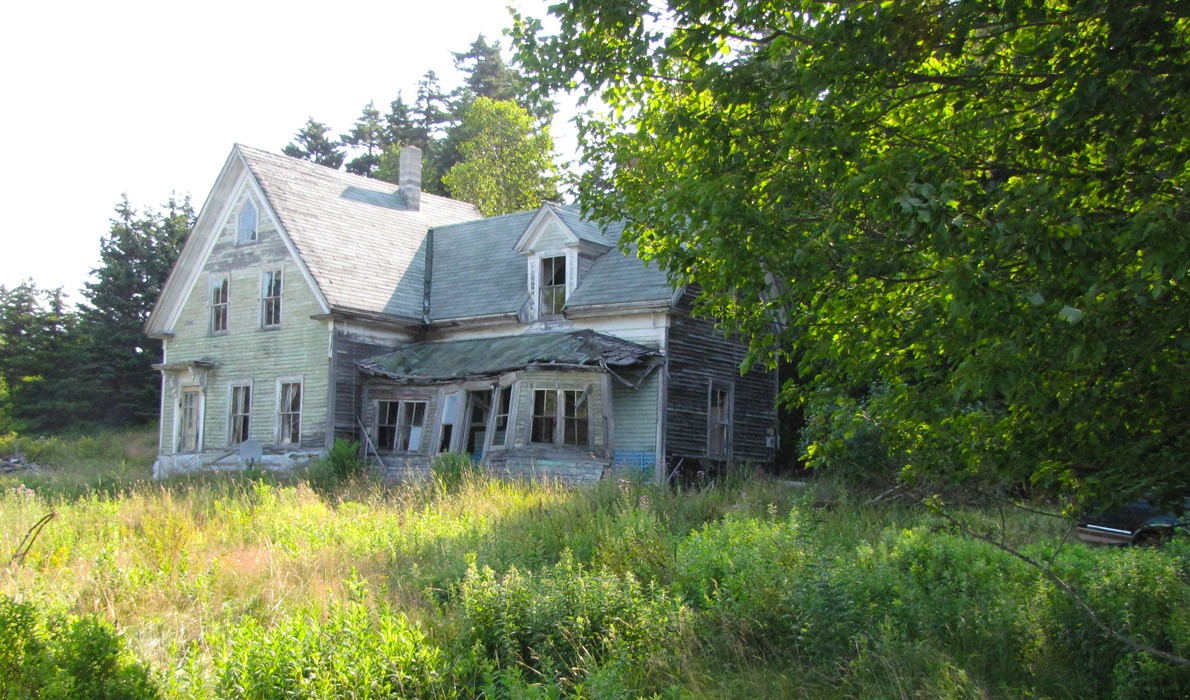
[2,432,1188,698]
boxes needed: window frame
[177,386,203,454]
[228,382,252,446]
[707,381,733,458]
[261,268,283,328]
[276,379,302,446]
[529,387,591,447]
[238,199,258,244]
[538,254,567,317]
[490,385,513,449]
[375,399,428,453]
[209,275,229,334]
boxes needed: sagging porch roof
[358,330,659,384]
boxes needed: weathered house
[146,145,777,483]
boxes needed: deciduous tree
[514,0,1190,506]
[442,97,558,216]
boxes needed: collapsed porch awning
[358,330,659,384]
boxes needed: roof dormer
[516,204,616,321]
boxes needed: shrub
[456,553,683,694]
[210,581,451,699]
[429,452,476,491]
[0,595,159,699]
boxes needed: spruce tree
[282,118,345,169]
[77,195,193,428]
[341,101,384,177]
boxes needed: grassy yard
[1,430,1188,698]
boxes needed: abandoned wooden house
[145,144,778,483]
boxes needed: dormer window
[540,255,566,316]
[238,200,258,244]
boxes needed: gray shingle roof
[359,330,658,382]
[428,205,673,321]
[427,210,536,321]
[238,145,481,320]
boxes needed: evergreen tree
[452,34,552,120]
[383,92,419,149]
[0,282,85,433]
[77,195,193,428]
[341,101,385,177]
[442,97,558,215]
[282,118,345,169]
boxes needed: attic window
[238,200,258,243]
[539,256,566,316]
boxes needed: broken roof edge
[356,329,660,384]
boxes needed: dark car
[1076,497,1189,546]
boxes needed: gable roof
[237,145,481,320]
[359,330,658,383]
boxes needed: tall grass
[2,430,1187,698]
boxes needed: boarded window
[238,200,258,243]
[491,386,512,447]
[229,384,251,445]
[708,384,732,457]
[539,256,566,316]
[210,276,229,333]
[178,388,201,452]
[262,269,283,327]
[530,389,557,444]
[278,381,301,445]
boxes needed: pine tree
[77,195,193,428]
[282,118,345,169]
[341,101,385,177]
[0,282,86,433]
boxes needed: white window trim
[529,385,591,447]
[227,381,253,446]
[237,198,258,244]
[275,377,303,447]
[260,268,283,329]
[176,386,204,454]
[529,249,575,320]
[487,383,515,451]
[209,274,230,335]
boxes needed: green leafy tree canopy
[442,97,559,216]
[514,1,1190,506]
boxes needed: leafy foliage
[513,0,1190,507]
[0,596,158,699]
[442,97,559,215]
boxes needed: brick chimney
[399,145,422,211]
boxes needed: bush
[210,580,451,699]
[429,452,477,491]
[456,553,683,694]
[0,595,158,699]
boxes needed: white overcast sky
[0,0,563,300]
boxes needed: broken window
[377,400,427,452]
[708,383,732,457]
[238,200,258,243]
[531,387,591,447]
[278,381,301,445]
[229,384,251,445]
[530,389,557,444]
[562,389,590,446]
[210,276,229,333]
[178,388,202,452]
[491,385,512,447]
[539,255,566,316]
[262,269,283,327]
